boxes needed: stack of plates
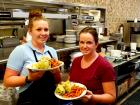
[64,35,76,44]
[66,30,76,35]
[56,35,65,42]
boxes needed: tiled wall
[58,0,140,43]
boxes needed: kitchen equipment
[0,11,11,17]
[76,25,104,42]
[128,21,140,48]
[130,42,137,52]
[1,37,20,48]
[109,33,123,43]
[64,35,76,44]
[56,35,65,42]
[111,50,121,58]
[105,56,115,63]
[66,30,76,35]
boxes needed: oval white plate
[26,61,64,71]
[55,82,87,100]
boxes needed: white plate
[55,82,87,100]
[26,61,64,71]
[136,51,140,54]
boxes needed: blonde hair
[27,9,47,30]
[28,17,48,30]
[28,9,43,20]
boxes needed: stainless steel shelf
[0,40,117,64]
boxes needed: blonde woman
[4,16,61,105]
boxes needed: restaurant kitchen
[0,0,140,105]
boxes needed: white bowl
[111,50,121,57]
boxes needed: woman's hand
[80,90,93,103]
[51,68,61,83]
[28,70,45,81]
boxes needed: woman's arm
[81,81,116,104]
[3,68,26,87]
[92,81,116,103]
[4,68,45,87]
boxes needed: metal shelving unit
[115,55,140,104]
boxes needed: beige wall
[58,0,140,43]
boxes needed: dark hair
[79,27,98,44]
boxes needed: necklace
[81,53,98,69]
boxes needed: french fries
[63,85,85,98]
[55,81,86,98]
[31,56,62,70]
[50,58,61,68]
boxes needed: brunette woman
[70,27,116,105]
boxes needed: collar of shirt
[27,41,50,54]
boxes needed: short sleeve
[101,63,116,82]
[7,45,25,72]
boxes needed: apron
[17,50,60,105]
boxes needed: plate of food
[55,80,87,100]
[26,56,64,71]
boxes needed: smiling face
[79,27,99,56]
[79,32,98,55]
[29,19,49,45]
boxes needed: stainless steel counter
[0,40,117,64]
[112,54,140,68]
[47,40,117,52]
